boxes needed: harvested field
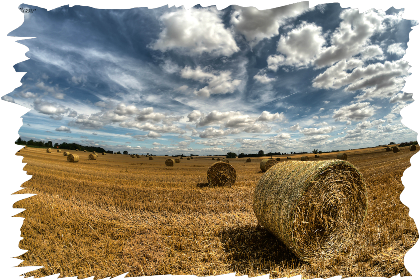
[13,146,418,279]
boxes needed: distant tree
[312,149,318,154]
[116,151,121,154]
[258,150,264,156]
[389,142,395,145]
[123,151,128,155]
[238,153,245,158]
[15,137,22,144]
[226,152,237,158]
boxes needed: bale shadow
[219,225,303,275]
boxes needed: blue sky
[3,2,418,155]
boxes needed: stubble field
[13,146,418,279]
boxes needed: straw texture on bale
[301,156,309,161]
[63,152,69,156]
[410,145,416,151]
[149,156,153,160]
[67,154,79,162]
[165,159,175,166]
[47,148,52,153]
[337,153,347,160]
[385,147,391,152]
[207,162,236,187]
[246,158,251,162]
[260,159,277,172]
[253,160,367,264]
[57,149,61,152]
[88,154,97,160]
[175,159,180,163]
[393,146,400,153]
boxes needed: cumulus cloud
[114,104,138,116]
[256,111,285,122]
[55,126,71,133]
[33,99,69,120]
[187,110,202,122]
[289,123,300,131]
[300,126,335,135]
[301,134,330,143]
[389,92,413,103]
[387,43,405,56]
[313,121,329,127]
[198,127,230,138]
[18,91,37,98]
[253,74,276,84]
[147,131,162,138]
[150,7,239,56]
[1,95,15,103]
[275,133,291,139]
[120,121,185,134]
[196,111,242,127]
[243,123,271,133]
[333,102,377,122]
[360,45,384,61]
[180,66,241,97]
[136,107,166,123]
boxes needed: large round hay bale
[337,153,347,160]
[260,159,277,172]
[246,158,251,162]
[46,148,52,153]
[276,158,281,161]
[149,156,153,160]
[93,151,98,155]
[165,159,175,166]
[136,154,141,158]
[385,147,391,152]
[175,159,180,163]
[63,152,69,156]
[88,154,97,160]
[410,145,416,151]
[207,162,236,187]
[253,160,367,264]
[67,154,79,162]
[301,156,309,161]
[57,149,61,152]
[393,146,400,153]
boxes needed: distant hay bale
[207,162,237,187]
[253,160,367,264]
[57,149,61,152]
[246,158,251,162]
[337,153,347,160]
[260,159,277,172]
[88,154,97,160]
[301,156,309,161]
[190,156,194,159]
[276,158,281,161]
[315,155,320,158]
[149,156,153,160]
[385,147,392,152]
[175,159,180,163]
[136,155,141,158]
[131,155,136,158]
[410,145,416,151]
[165,159,175,166]
[67,154,79,162]
[63,152,69,156]
[212,157,215,160]
[84,150,87,152]
[187,157,191,160]
[223,159,229,163]
[216,158,220,161]
[102,152,106,155]
[393,146,400,153]
[76,149,79,151]
[287,157,292,159]
[46,148,52,153]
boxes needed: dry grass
[13,146,418,279]
[260,159,277,172]
[393,147,400,153]
[337,153,348,160]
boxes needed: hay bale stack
[276,158,281,161]
[88,154,97,160]
[207,162,236,187]
[385,147,392,152]
[149,156,153,160]
[393,146,400,153]
[337,153,347,160]
[246,158,251,162]
[175,159,180,163]
[67,154,79,162]
[46,148,52,153]
[253,160,367,264]
[410,145,416,151]
[57,149,61,152]
[165,159,175,166]
[301,156,309,161]
[136,155,141,158]
[260,159,277,172]
[63,152,69,156]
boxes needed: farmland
[13,146,418,279]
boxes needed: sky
[3,1,418,155]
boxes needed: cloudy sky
[3,1,418,155]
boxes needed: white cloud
[55,126,71,133]
[243,123,271,133]
[275,133,291,139]
[333,102,377,122]
[387,43,406,56]
[312,116,319,120]
[136,107,166,123]
[360,45,384,61]
[300,126,335,135]
[256,111,285,122]
[147,131,162,138]
[198,127,230,138]
[33,99,69,120]
[389,92,413,103]
[289,123,300,131]
[114,104,138,116]
[1,95,15,103]
[313,121,329,127]
[18,91,37,98]
[253,74,276,84]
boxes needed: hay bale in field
[46,148,52,153]
[246,158,251,162]
[393,146,400,153]
[187,157,191,160]
[84,150,87,152]
[190,156,194,159]
[410,145,416,151]
[136,154,141,158]
[63,152,69,156]
[175,159,180,163]
[287,157,292,159]
[385,147,392,152]
[260,159,277,172]
[301,156,309,161]
[212,157,215,160]
[216,158,220,161]
[57,149,61,152]
[207,162,236,187]
[165,159,175,166]
[337,153,347,160]
[276,158,281,161]
[76,149,79,151]
[131,155,136,158]
[102,152,106,155]
[67,154,79,162]
[149,156,153,160]
[315,155,320,158]
[223,159,229,163]
[253,160,367,264]
[88,154,97,160]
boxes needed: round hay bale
[253,160,367,264]
[337,153,347,160]
[67,154,79,162]
[212,157,215,160]
[165,159,175,166]
[216,158,220,161]
[260,159,277,172]
[276,158,281,161]
[410,145,416,151]
[175,159,180,163]
[76,149,79,151]
[57,149,61,152]
[88,154,97,160]
[149,156,153,160]
[287,157,292,159]
[136,154,140,158]
[46,148,52,153]
[223,159,229,163]
[393,146,400,153]
[246,158,251,162]
[190,156,194,159]
[301,156,309,161]
[63,152,69,156]
[207,162,236,187]
[102,152,106,155]
[385,147,392,152]
[131,155,136,158]
[315,155,320,158]
[84,150,87,152]
[187,157,191,160]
